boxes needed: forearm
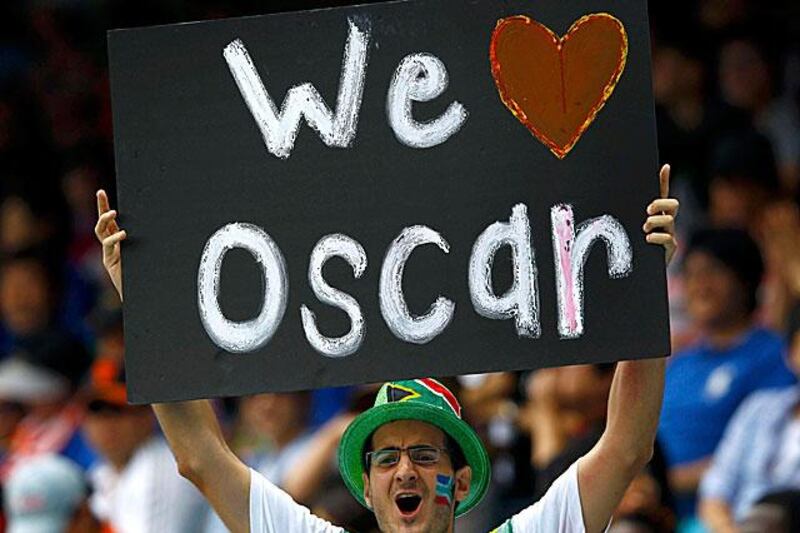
[699,498,738,533]
[152,400,227,481]
[152,401,250,533]
[601,357,665,465]
[577,357,665,533]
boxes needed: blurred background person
[521,365,674,532]
[0,330,94,481]
[697,303,800,531]
[657,228,796,527]
[82,356,209,532]
[717,35,800,192]
[3,454,99,533]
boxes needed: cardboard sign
[108,0,668,404]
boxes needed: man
[93,165,678,532]
[522,364,616,499]
[698,304,800,531]
[4,454,99,533]
[658,228,796,520]
[82,356,210,532]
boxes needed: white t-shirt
[89,436,210,533]
[249,462,588,532]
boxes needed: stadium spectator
[82,356,210,532]
[0,329,94,479]
[698,303,800,530]
[658,228,796,522]
[718,36,800,190]
[3,454,99,532]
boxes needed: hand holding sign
[95,190,126,300]
[643,165,678,265]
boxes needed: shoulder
[731,385,795,422]
[747,327,785,352]
[503,462,586,533]
[249,469,345,533]
[666,343,707,374]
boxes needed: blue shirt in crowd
[658,327,796,516]
[700,385,800,520]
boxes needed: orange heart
[490,13,628,158]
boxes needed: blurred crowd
[0,0,799,532]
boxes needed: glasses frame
[366,445,450,469]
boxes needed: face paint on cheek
[434,474,454,506]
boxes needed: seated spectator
[204,391,315,532]
[698,304,800,530]
[738,490,800,533]
[0,189,99,345]
[718,35,800,191]
[658,228,796,520]
[0,252,57,358]
[521,365,615,498]
[4,454,99,532]
[0,250,94,358]
[82,356,209,532]
[239,392,315,482]
[0,330,94,478]
[707,129,779,233]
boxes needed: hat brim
[338,402,490,516]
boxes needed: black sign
[108,0,668,403]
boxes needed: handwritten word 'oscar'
[197,204,632,356]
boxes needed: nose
[394,452,418,483]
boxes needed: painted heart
[490,13,628,159]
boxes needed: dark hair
[710,129,779,194]
[685,228,764,314]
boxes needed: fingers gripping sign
[95,189,127,299]
[643,164,679,265]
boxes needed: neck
[705,316,751,349]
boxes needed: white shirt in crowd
[89,436,210,533]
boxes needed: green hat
[338,378,491,516]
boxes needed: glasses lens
[409,446,440,465]
[372,449,400,467]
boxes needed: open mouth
[395,494,422,515]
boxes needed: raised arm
[94,191,251,533]
[576,165,677,533]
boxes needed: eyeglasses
[366,445,449,468]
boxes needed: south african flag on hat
[338,378,491,516]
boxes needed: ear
[453,465,472,503]
[362,472,372,509]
